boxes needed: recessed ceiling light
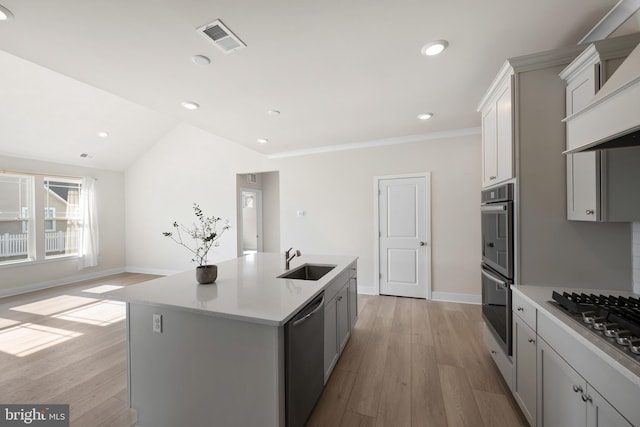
[267,110,281,116]
[191,55,211,65]
[257,138,269,144]
[421,40,449,56]
[97,131,109,138]
[418,113,434,120]
[181,101,200,110]
[0,5,14,21]
[80,153,95,159]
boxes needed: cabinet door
[482,103,498,187]
[567,151,600,221]
[495,79,513,184]
[324,299,338,383]
[513,316,536,426]
[348,275,357,330]
[586,386,632,427]
[565,64,600,222]
[337,286,350,353]
[537,338,585,427]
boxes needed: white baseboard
[431,291,481,305]
[356,285,377,295]
[0,267,126,298]
[125,266,177,276]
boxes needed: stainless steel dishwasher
[285,291,325,427]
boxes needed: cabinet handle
[581,394,592,403]
[585,209,595,215]
[337,296,343,301]
[516,307,524,312]
[491,350,497,355]
[572,385,583,393]
[528,338,536,344]
[489,176,497,180]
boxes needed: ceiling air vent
[197,20,246,53]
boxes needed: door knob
[585,209,595,215]
[419,241,426,246]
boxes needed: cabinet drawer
[325,269,350,302]
[512,289,536,330]
[484,324,513,390]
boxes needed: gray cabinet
[560,33,640,222]
[323,261,357,383]
[478,66,514,188]
[513,315,536,426]
[537,337,631,427]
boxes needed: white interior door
[378,175,430,298]
[240,188,263,254]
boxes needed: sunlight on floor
[10,295,99,316]
[81,285,124,294]
[0,317,20,330]
[0,323,82,357]
[53,300,126,326]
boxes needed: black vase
[196,265,217,284]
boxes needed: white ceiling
[0,0,638,170]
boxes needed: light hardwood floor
[0,274,526,427]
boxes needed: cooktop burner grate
[551,291,640,359]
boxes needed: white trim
[125,266,176,276]
[267,128,480,159]
[0,267,125,298]
[579,0,640,45]
[373,173,432,299]
[431,291,481,305]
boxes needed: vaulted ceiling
[0,0,638,170]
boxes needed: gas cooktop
[551,291,640,362]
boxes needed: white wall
[125,123,269,274]
[0,155,126,295]
[270,134,481,297]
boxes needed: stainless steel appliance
[285,292,325,427]
[481,183,514,355]
[551,291,640,364]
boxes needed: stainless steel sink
[278,264,336,281]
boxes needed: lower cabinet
[323,264,357,383]
[513,315,536,426]
[537,337,632,427]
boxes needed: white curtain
[79,177,99,269]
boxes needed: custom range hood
[564,40,640,153]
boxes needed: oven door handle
[481,205,507,212]
[482,269,507,288]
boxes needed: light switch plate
[152,314,162,333]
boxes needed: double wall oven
[481,183,514,355]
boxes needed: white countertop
[512,284,640,384]
[107,253,357,327]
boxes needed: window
[0,173,33,263]
[44,178,82,258]
[0,172,89,265]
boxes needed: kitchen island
[107,253,358,427]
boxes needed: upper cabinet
[560,33,640,222]
[478,65,514,188]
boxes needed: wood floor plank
[429,302,464,368]
[473,390,528,427]
[411,298,434,347]
[375,312,411,427]
[438,364,484,427]
[339,410,377,427]
[411,343,448,427]
[307,367,357,427]
[346,296,396,417]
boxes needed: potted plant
[162,203,230,284]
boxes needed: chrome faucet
[285,248,301,270]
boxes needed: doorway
[236,172,280,257]
[375,173,431,299]
[240,188,262,255]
